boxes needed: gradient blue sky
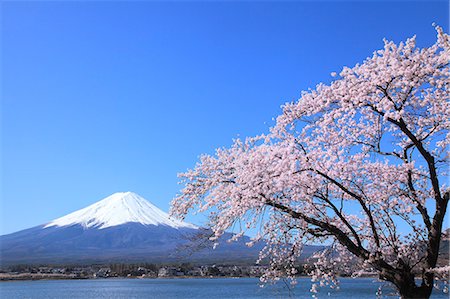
[1,1,448,235]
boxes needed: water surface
[0,277,447,298]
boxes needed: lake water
[0,277,448,298]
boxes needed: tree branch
[313,169,381,249]
[262,195,369,260]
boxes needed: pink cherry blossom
[171,25,449,299]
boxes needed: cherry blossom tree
[171,26,449,299]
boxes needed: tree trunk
[392,272,433,299]
[397,284,433,299]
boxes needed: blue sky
[1,1,448,235]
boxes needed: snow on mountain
[44,192,197,230]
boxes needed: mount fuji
[0,192,257,265]
[0,192,323,266]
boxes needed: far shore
[0,273,378,282]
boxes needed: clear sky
[1,1,448,235]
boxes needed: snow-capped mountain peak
[44,192,197,230]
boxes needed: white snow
[44,192,197,230]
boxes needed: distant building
[158,267,178,277]
[94,268,110,278]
